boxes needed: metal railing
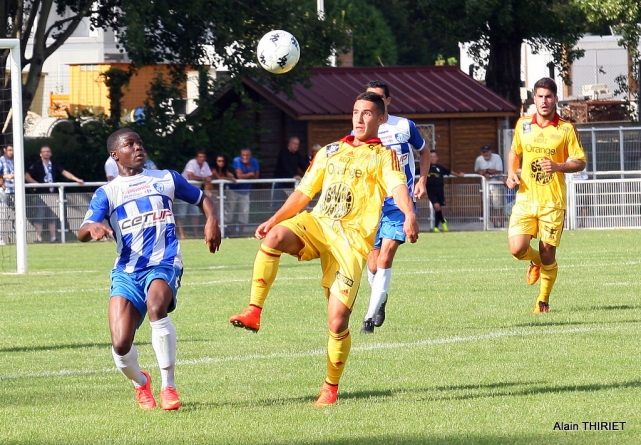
[4,172,641,244]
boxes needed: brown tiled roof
[243,66,518,120]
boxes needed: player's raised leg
[230,225,303,332]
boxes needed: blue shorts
[373,206,408,250]
[110,265,182,325]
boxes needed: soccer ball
[256,30,300,74]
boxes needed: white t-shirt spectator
[474,153,503,173]
[105,157,119,181]
[182,158,212,183]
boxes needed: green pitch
[1,230,640,444]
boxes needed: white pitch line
[0,325,623,381]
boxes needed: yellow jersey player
[229,91,419,407]
[506,77,586,313]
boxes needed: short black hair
[365,80,390,98]
[533,77,557,96]
[356,91,386,116]
[430,149,437,154]
[107,128,137,154]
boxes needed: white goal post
[1,39,27,274]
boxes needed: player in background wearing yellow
[506,77,586,313]
[228,92,418,407]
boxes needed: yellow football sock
[514,245,541,264]
[325,328,351,385]
[249,244,282,308]
[538,262,558,303]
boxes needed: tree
[0,1,120,144]
[110,0,350,93]
[0,0,349,147]
[417,0,588,107]
[576,0,641,121]
[324,0,398,66]
[369,0,459,66]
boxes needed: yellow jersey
[511,113,586,210]
[296,136,408,256]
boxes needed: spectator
[175,150,213,239]
[25,145,84,243]
[427,150,465,232]
[211,154,236,224]
[106,151,157,182]
[309,143,322,162]
[211,155,236,182]
[226,148,260,236]
[0,145,15,245]
[144,155,158,170]
[272,137,309,209]
[105,156,118,182]
[475,144,505,228]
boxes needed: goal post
[0,39,27,274]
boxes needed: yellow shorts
[278,211,366,309]
[508,202,565,247]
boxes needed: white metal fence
[3,172,641,245]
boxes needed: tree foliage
[324,0,398,66]
[576,0,641,121]
[417,0,588,106]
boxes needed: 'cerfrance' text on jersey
[80,169,202,273]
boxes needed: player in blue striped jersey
[360,80,429,334]
[79,128,221,410]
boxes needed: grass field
[1,230,640,444]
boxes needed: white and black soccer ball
[256,30,300,74]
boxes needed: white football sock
[364,268,392,320]
[367,268,375,287]
[150,317,177,389]
[112,345,146,387]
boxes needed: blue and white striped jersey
[81,169,203,273]
[378,114,425,209]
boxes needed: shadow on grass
[182,379,641,411]
[514,318,641,328]
[0,342,115,353]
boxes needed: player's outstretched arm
[199,196,221,253]
[255,190,311,239]
[78,222,113,242]
[392,185,419,243]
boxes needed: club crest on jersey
[326,143,340,157]
[320,183,353,219]
[395,133,409,143]
[523,122,532,134]
[153,183,164,193]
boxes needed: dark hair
[533,77,557,96]
[430,149,437,154]
[213,154,229,174]
[107,128,137,153]
[356,92,386,116]
[365,80,390,98]
[195,149,207,156]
